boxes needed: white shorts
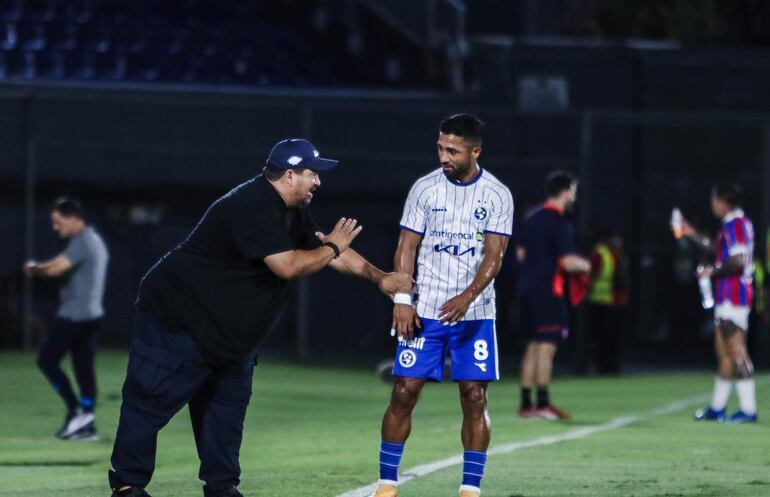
[714,302,750,331]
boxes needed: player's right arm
[264,217,361,280]
[555,218,590,274]
[681,218,714,252]
[560,254,591,273]
[24,254,73,277]
[392,228,422,339]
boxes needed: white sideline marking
[334,393,711,497]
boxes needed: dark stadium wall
[3,41,770,363]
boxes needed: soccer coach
[109,139,411,497]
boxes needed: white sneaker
[59,409,95,439]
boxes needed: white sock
[711,377,732,410]
[735,378,757,415]
[459,484,481,494]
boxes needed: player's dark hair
[439,113,484,147]
[712,182,742,208]
[51,196,85,219]
[546,170,576,198]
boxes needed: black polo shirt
[517,204,575,298]
[137,175,322,365]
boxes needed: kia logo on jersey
[433,244,476,257]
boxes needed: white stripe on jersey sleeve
[399,175,435,234]
[483,179,514,236]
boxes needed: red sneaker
[518,407,538,418]
[533,404,571,420]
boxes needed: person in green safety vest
[749,248,769,368]
[587,230,629,374]
[766,229,770,275]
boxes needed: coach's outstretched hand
[320,217,363,254]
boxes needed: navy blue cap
[265,138,338,171]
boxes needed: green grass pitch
[1,351,769,497]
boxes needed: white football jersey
[399,166,513,320]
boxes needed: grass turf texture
[0,351,769,497]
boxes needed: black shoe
[55,410,77,439]
[209,487,243,497]
[205,485,242,497]
[111,487,152,497]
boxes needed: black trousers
[37,317,100,412]
[109,310,255,497]
[587,303,621,374]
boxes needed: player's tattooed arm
[438,233,509,324]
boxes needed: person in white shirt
[370,114,513,497]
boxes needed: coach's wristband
[322,241,340,258]
[393,292,413,306]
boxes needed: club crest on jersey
[398,350,417,368]
[474,207,487,220]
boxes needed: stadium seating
[0,0,438,87]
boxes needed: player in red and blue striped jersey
[681,183,757,423]
[714,210,754,307]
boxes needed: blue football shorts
[391,318,498,382]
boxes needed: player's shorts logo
[474,207,487,220]
[398,350,417,368]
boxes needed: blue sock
[379,440,405,484]
[461,450,487,490]
[80,396,95,412]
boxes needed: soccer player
[108,139,411,497]
[680,183,758,423]
[370,114,513,497]
[516,171,590,420]
[24,197,109,440]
